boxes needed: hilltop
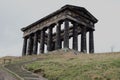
[25,50,120,80]
[0,49,120,80]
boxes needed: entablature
[22,9,94,37]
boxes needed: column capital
[42,27,47,31]
[64,18,70,22]
[89,29,94,32]
[49,23,56,28]
[23,36,28,39]
[57,20,63,25]
[71,20,76,24]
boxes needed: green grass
[25,52,120,80]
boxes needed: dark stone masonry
[21,5,98,56]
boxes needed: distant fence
[3,59,12,64]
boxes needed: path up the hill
[0,66,17,80]
[4,60,47,80]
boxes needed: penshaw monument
[21,5,98,56]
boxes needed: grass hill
[1,49,120,80]
[25,50,120,80]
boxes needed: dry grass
[24,50,120,80]
[1,49,120,80]
[1,50,120,64]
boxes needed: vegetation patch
[25,52,120,80]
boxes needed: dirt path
[0,67,17,80]
[4,59,47,80]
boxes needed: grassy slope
[0,55,42,64]
[25,51,120,80]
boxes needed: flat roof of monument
[21,4,98,31]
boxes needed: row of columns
[22,19,94,56]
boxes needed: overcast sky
[0,0,120,57]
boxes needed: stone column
[47,26,53,51]
[27,35,33,55]
[81,27,87,53]
[22,37,27,56]
[72,22,78,50]
[89,30,94,53]
[64,19,69,48]
[31,37,34,54]
[55,22,62,49]
[38,31,41,54]
[52,42,55,51]
[33,32,38,55]
[40,29,45,53]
